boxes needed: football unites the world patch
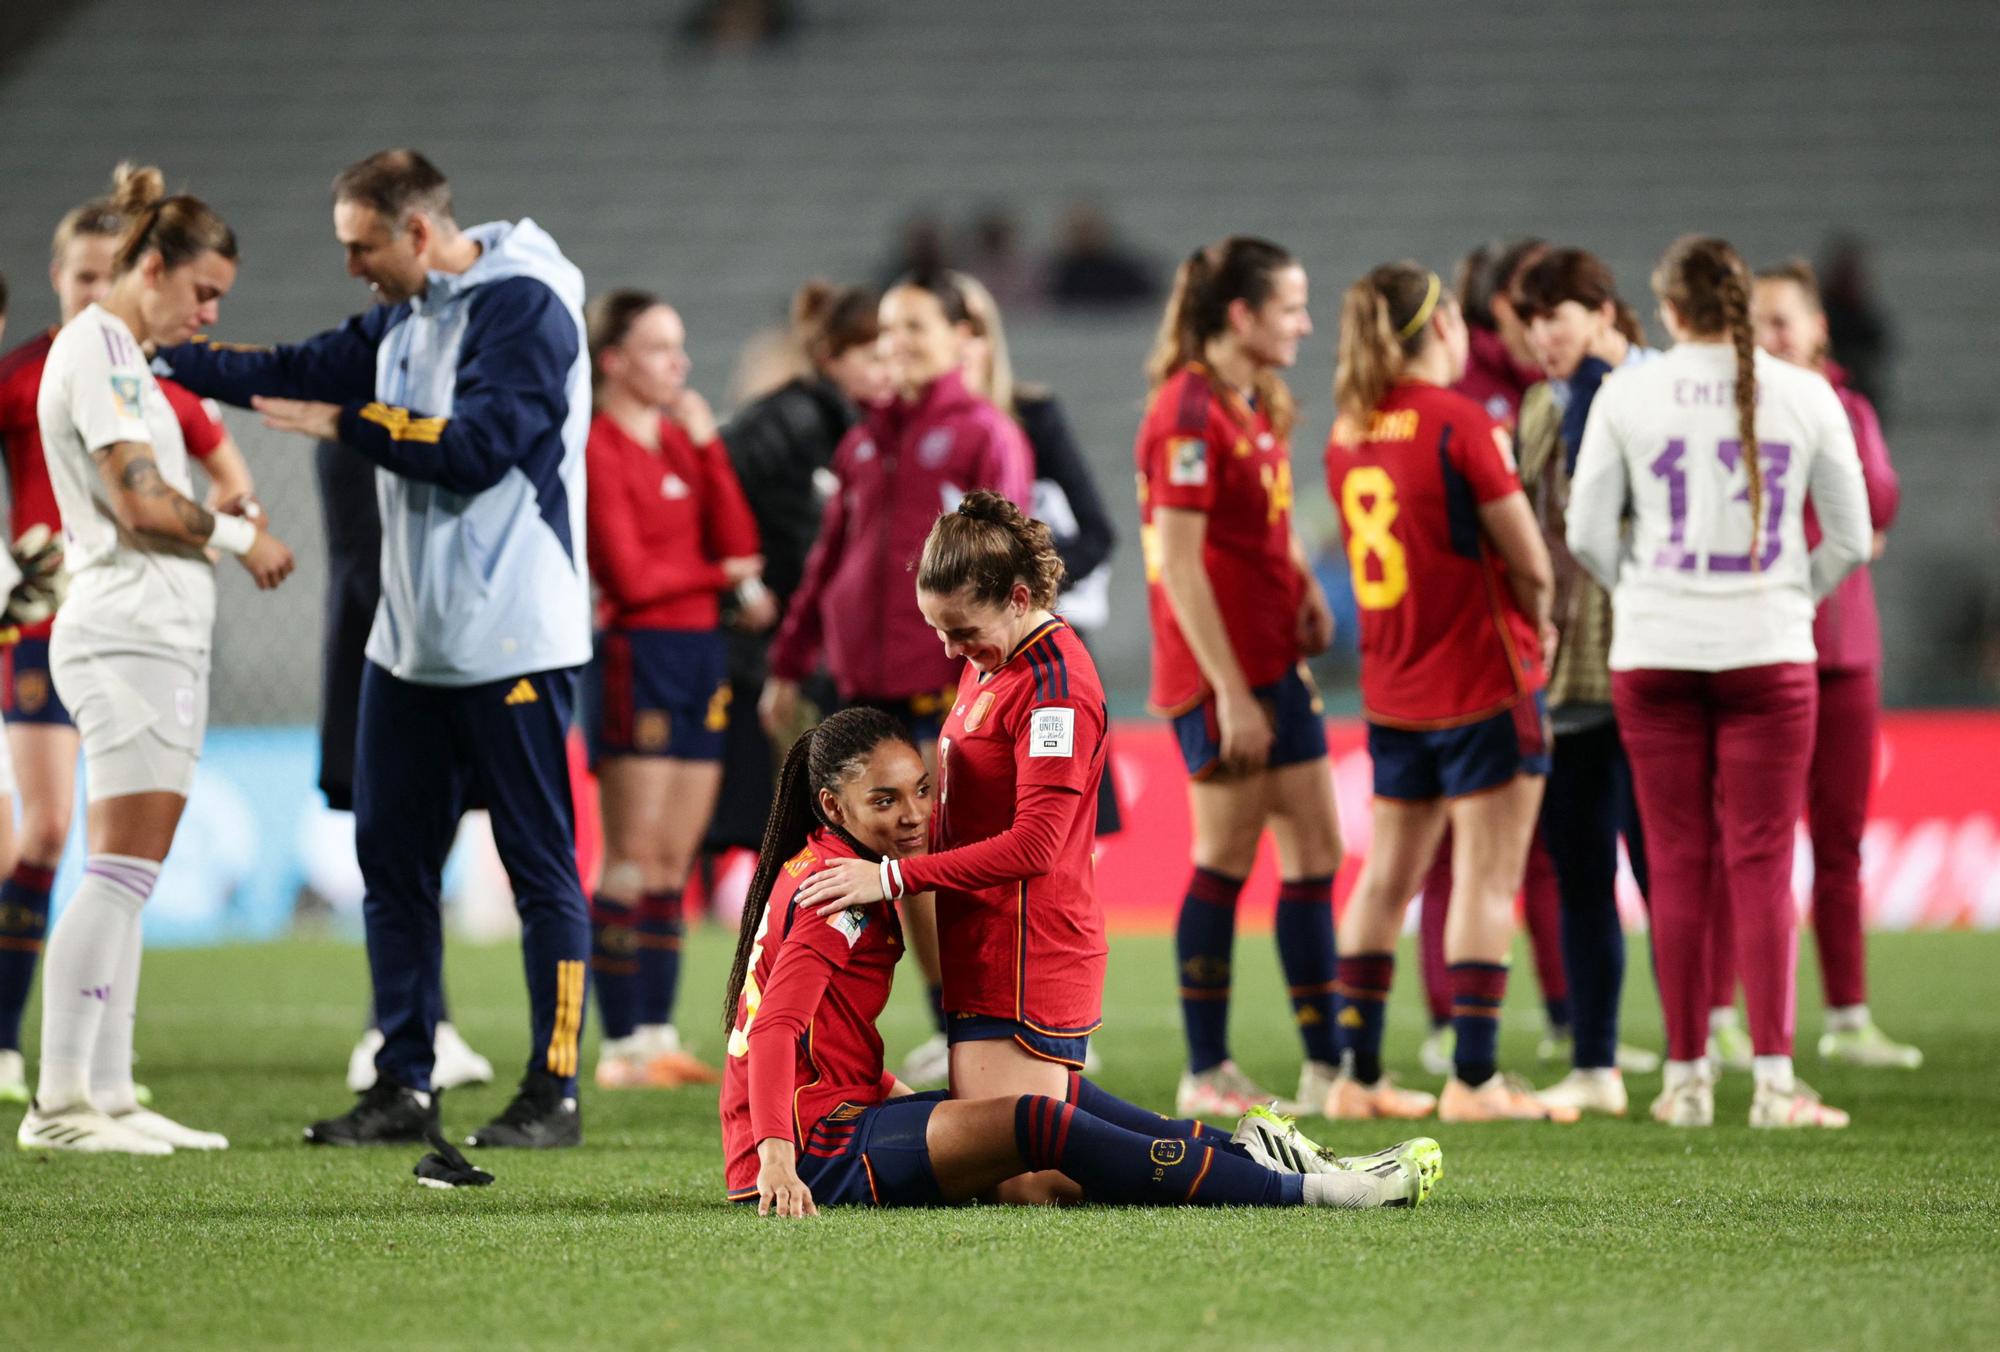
[1028,706,1075,758]
[1166,436,1208,487]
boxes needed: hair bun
[955,488,1019,524]
[790,279,837,330]
[109,162,165,216]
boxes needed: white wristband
[878,857,907,901]
[737,575,770,607]
[207,511,258,557]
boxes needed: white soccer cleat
[1176,1060,1275,1118]
[1272,1059,1341,1118]
[1649,1067,1715,1128]
[0,1049,27,1104]
[18,1100,174,1155]
[114,1107,229,1151]
[1536,1068,1629,1117]
[1616,1044,1663,1075]
[1418,1025,1455,1077]
[898,1033,950,1090]
[1749,1079,1850,1129]
[346,1028,385,1093]
[1301,1137,1443,1209]
[432,1021,495,1090]
[1817,1020,1923,1070]
[1230,1104,1342,1175]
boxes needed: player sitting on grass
[719,706,1442,1215]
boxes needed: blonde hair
[1332,261,1446,442]
[1145,236,1298,438]
[1655,235,1763,568]
[949,270,1015,416]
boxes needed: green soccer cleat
[1707,1022,1754,1075]
[1419,1025,1455,1078]
[1232,1104,1343,1175]
[0,1050,26,1104]
[1818,1020,1923,1070]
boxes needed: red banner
[580,712,2000,934]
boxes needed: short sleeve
[60,326,153,453]
[1142,375,1219,513]
[1451,408,1524,504]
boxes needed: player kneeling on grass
[719,707,1441,1215]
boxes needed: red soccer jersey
[584,411,761,632]
[0,328,225,638]
[1135,364,1303,715]
[1325,381,1545,728]
[720,828,904,1199]
[899,619,1108,1036]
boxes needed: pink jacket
[768,368,1033,699]
[1806,366,1898,672]
[1454,325,1542,428]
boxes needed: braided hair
[1655,235,1764,568]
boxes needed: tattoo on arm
[110,450,215,542]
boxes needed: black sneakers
[465,1070,581,1149]
[305,1081,439,1146]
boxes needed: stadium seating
[0,0,1992,716]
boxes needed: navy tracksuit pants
[353,660,590,1095]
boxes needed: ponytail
[1654,234,1763,568]
[791,279,880,369]
[107,162,236,278]
[1145,236,1298,438]
[720,708,919,1036]
[721,732,819,1035]
[1333,262,1442,441]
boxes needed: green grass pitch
[2,928,1994,1350]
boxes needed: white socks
[1753,1055,1795,1095]
[35,855,159,1110]
[90,914,145,1115]
[1826,1004,1869,1033]
[1663,1059,1709,1091]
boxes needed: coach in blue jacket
[158,150,593,1149]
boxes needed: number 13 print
[1648,437,1791,573]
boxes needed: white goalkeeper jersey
[1566,342,1870,674]
[37,303,216,654]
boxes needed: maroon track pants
[1614,663,1818,1063]
[1705,664,1876,1013]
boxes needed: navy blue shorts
[789,1091,949,1207]
[583,628,730,766]
[841,687,958,747]
[1,637,72,726]
[1369,692,1552,801]
[948,1012,1094,1070]
[1172,663,1328,779]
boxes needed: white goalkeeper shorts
[49,637,210,801]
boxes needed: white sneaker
[1418,1025,1455,1077]
[1537,1067,1628,1117]
[432,1021,495,1090]
[0,1049,26,1104]
[1272,1059,1341,1117]
[114,1107,229,1150]
[1649,1068,1715,1127]
[1749,1079,1850,1129]
[18,1100,174,1155]
[346,1028,385,1093]
[899,1033,950,1090]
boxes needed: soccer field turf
[2,929,1993,1351]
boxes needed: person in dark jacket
[953,270,1122,836]
[708,282,888,854]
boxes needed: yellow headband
[1397,272,1442,341]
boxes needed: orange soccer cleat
[1323,1072,1437,1120]
[1437,1073,1581,1123]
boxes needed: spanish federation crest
[964,691,995,732]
